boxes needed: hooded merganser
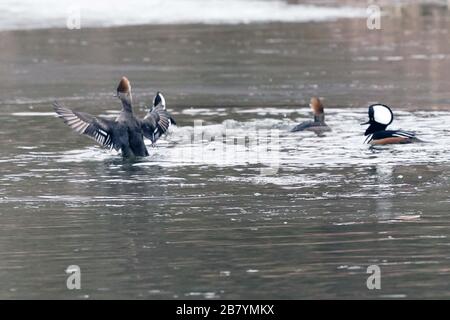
[362,104,419,145]
[53,77,149,157]
[291,97,331,133]
[141,91,176,144]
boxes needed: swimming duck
[141,91,176,144]
[54,77,163,157]
[291,97,331,133]
[362,104,419,145]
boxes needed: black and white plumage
[364,130,417,145]
[53,77,149,157]
[153,91,166,109]
[141,92,176,144]
[362,104,421,145]
[53,103,118,150]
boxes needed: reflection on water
[0,1,450,299]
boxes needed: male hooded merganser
[291,97,331,133]
[141,91,176,144]
[54,77,150,157]
[362,104,419,145]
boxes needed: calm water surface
[0,2,450,299]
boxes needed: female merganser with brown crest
[362,104,420,145]
[291,97,331,133]
[53,77,174,157]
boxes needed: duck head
[310,97,325,123]
[361,104,394,135]
[153,91,166,109]
[116,77,132,109]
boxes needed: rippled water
[1,2,450,299]
[1,105,449,299]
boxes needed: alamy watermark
[66,5,81,30]
[173,120,280,175]
[366,265,381,290]
[66,265,81,290]
[367,4,382,30]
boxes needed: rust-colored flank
[371,137,409,145]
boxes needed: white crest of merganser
[362,104,394,126]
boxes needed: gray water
[1,2,450,299]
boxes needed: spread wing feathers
[53,102,118,150]
[141,106,176,143]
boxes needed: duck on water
[361,104,422,145]
[53,77,176,158]
[291,97,331,134]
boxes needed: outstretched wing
[53,102,119,150]
[141,106,176,143]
